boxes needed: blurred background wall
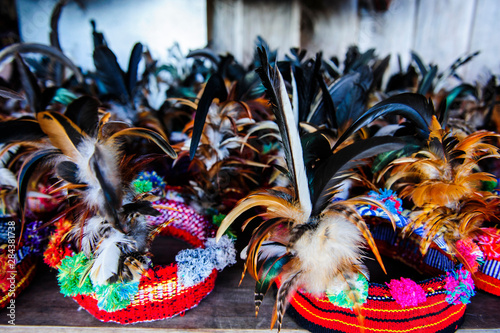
[10,0,500,83]
[16,0,207,71]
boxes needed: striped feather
[256,47,312,219]
[37,111,85,160]
[109,127,177,159]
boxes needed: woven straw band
[72,198,218,324]
[0,255,37,309]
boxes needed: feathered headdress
[215,47,407,331]
[379,116,500,265]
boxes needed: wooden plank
[413,0,477,80]
[2,237,500,331]
[0,237,305,330]
[300,0,359,63]
[209,0,244,61]
[1,327,306,333]
[358,0,418,81]
[466,0,500,82]
[209,0,300,66]
[241,0,300,65]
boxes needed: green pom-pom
[133,179,153,194]
[212,213,226,226]
[133,171,166,194]
[57,252,94,297]
[212,213,236,239]
[95,281,139,312]
[326,274,369,309]
[482,179,498,192]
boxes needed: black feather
[309,67,372,131]
[438,84,476,128]
[316,71,337,128]
[336,66,373,132]
[0,118,46,143]
[91,20,107,48]
[348,48,376,73]
[189,73,228,160]
[122,201,160,217]
[332,93,434,152]
[256,47,301,199]
[14,54,42,113]
[43,111,85,148]
[93,45,128,103]
[91,145,122,231]
[312,136,406,215]
[301,131,331,184]
[56,160,82,184]
[293,53,322,122]
[0,43,84,83]
[49,0,67,50]
[49,0,67,84]
[411,51,429,77]
[125,42,143,96]
[187,48,221,67]
[64,96,100,137]
[40,86,59,110]
[417,64,438,95]
[371,54,391,91]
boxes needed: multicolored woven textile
[71,198,219,324]
[285,279,466,333]
[0,254,37,309]
[474,228,500,296]
[283,221,469,333]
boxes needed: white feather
[71,216,108,256]
[90,230,132,285]
[0,168,17,187]
[374,124,403,137]
[258,241,287,261]
[276,70,312,220]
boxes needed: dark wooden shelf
[1,236,499,332]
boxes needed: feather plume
[0,86,24,100]
[0,43,84,83]
[37,111,85,160]
[0,119,46,144]
[189,73,228,160]
[256,47,312,219]
[332,93,434,152]
[90,230,133,285]
[93,45,129,102]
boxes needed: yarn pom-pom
[57,252,94,297]
[386,277,427,307]
[455,238,483,273]
[176,235,236,287]
[326,273,369,309]
[95,281,139,312]
[444,267,475,305]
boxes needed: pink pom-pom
[455,239,482,273]
[387,277,427,307]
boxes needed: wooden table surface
[1,236,499,332]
